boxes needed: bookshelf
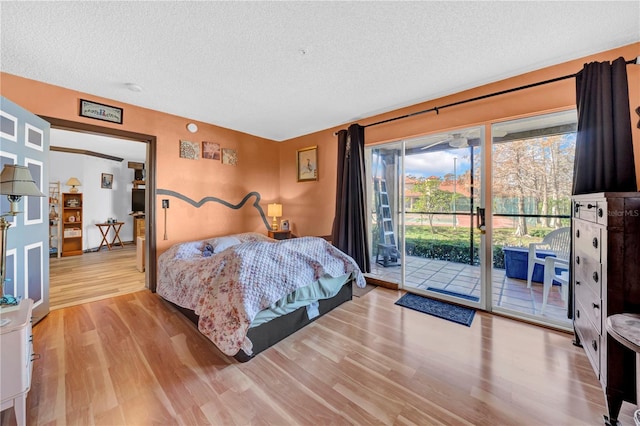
[61,192,83,256]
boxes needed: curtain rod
[335,56,639,134]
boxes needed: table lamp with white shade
[267,203,282,231]
[66,177,81,193]
[0,165,46,305]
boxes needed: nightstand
[268,230,291,240]
[1,299,34,426]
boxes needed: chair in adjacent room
[526,227,570,312]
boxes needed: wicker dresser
[572,192,640,425]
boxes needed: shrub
[406,238,479,265]
[528,229,549,238]
[405,238,505,269]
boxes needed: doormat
[395,293,476,326]
[426,287,480,302]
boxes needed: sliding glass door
[367,126,486,310]
[489,110,576,328]
[366,111,576,329]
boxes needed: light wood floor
[9,284,638,425]
[49,244,146,310]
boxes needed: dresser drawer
[574,299,601,378]
[574,220,601,262]
[575,280,602,334]
[574,254,602,299]
[574,200,597,223]
[594,201,607,226]
[574,199,608,224]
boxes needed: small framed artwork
[280,219,290,231]
[179,140,199,160]
[202,141,221,160]
[101,173,113,189]
[79,99,123,124]
[297,146,318,182]
[222,148,237,166]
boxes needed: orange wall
[280,43,640,237]
[2,42,638,249]
[0,73,281,255]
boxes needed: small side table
[606,313,640,422]
[268,230,291,240]
[96,222,125,251]
[0,299,34,426]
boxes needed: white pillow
[212,236,241,253]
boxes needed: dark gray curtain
[568,57,637,319]
[572,57,637,195]
[332,124,370,273]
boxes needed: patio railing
[386,211,570,268]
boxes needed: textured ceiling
[2,1,639,142]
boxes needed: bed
[156,232,366,361]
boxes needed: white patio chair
[541,256,569,313]
[526,227,571,310]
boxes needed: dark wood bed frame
[166,280,353,362]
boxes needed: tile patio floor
[368,254,572,326]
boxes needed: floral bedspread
[157,233,365,356]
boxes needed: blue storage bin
[503,246,556,283]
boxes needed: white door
[1,96,50,323]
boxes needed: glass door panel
[366,126,485,309]
[490,110,576,329]
[403,127,484,307]
[367,142,403,286]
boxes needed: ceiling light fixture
[126,83,143,92]
[448,135,468,148]
[449,136,469,148]
[186,123,198,133]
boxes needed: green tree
[411,177,452,233]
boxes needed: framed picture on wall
[222,148,237,166]
[297,146,317,182]
[179,140,199,160]
[202,141,221,160]
[79,99,123,124]
[101,173,113,189]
